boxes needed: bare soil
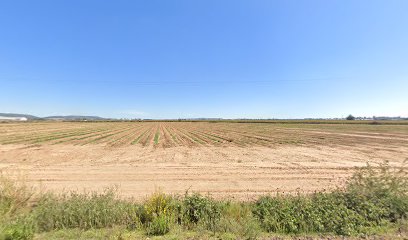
[1,122,407,200]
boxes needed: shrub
[310,192,366,235]
[0,217,35,240]
[145,215,171,235]
[253,192,368,235]
[143,192,172,220]
[140,191,174,235]
[182,193,221,231]
[344,161,408,222]
[0,176,34,219]
[253,161,408,236]
[216,202,261,239]
[0,177,36,240]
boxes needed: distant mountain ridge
[44,115,106,120]
[0,113,107,121]
[0,113,41,120]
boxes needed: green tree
[346,114,355,120]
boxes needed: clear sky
[1,0,407,119]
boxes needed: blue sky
[1,0,407,119]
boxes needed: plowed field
[1,121,407,199]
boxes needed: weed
[0,216,35,240]
[146,215,171,235]
[154,129,160,145]
[32,188,140,231]
[181,193,221,231]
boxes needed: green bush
[310,192,367,235]
[253,192,368,235]
[0,177,36,240]
[216,202,261,239]
[145,215,171,236]
[344,161,408,223]
[138,192,174,235]
[0,217,35,240]
[0,177,34,220]
[253,161,408,236]
[182,193,221,231]
[142,192,172,221]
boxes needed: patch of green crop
[154,130,160,145]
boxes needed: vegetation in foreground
[1,161,407,239]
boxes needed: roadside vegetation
[1,161,407,239]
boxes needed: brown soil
[1,122,407,200]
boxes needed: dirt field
[1,121,408,200]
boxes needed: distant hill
[0,113,41,120]
[0,113,107,121]
[44,115,106,121]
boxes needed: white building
[0,116,28,121]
